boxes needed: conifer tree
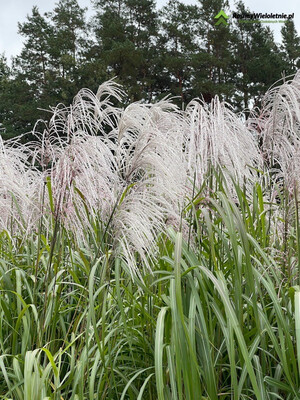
[2,0,300,139]
[281,20,300,74]
[158,0,199,104]
[16,6,53,89]
[92,0,158,101]
[0,54,35,138]
[192,0,234,102]
[47,0,88,102]
[50,0,87,77]
[232,1,285,112]
[5,7,55,136]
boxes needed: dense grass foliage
[0,172,300,399]
[1,74,300,398]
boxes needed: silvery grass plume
[29,82,187,275]
[29,81,124,237]
[0,136,41,237]
[185,97,262,193]
[113,100,187,274]
[257,71,300,194]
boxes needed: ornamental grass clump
[0,79,267,273]
[0,136,41,236]
[29,81,124,226]
[184,96,262,193]
[258,71,300,193]
[3,74,300,399]
[251,72,300,257]
[25,82,187,274]
[112,99,187,273]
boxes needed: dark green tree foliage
[125,0,158,101]
[158,0,199,105]
[50,0,87,75]
[281,20,300,74]
[0,17,47,138]
[0,2,89,138]
[231,1,257,111]
[47,0,88,103]
[92,0,158,101]
[16,7,53,88]
[0,0,299,138]
[126,0,157,46]
[247,27,284,108]
[0,72,35,139]
[0,55,17,139]
[12,7,54,135]
[192,0,234,103]
[232,2,285,112]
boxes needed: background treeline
[0,0,299,139]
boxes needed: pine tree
[16,6,53,89]
[47,0,88,102]
[92,0,158,101]
[158,0,199,104]
[281,20,300,74]
[232,1,285,112]
[4,8,55,137]
[49,0,87,78]
[5,3,90,138]
[0,54,37,138]
[0,55,12,138]
[192,0,234,103]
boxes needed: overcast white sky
[0,0,299,63]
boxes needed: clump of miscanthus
[0,136,41,237]
[256,71,300,194]
[23,81,188,275]
[4,75,296,274]
[184,96,262,195]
